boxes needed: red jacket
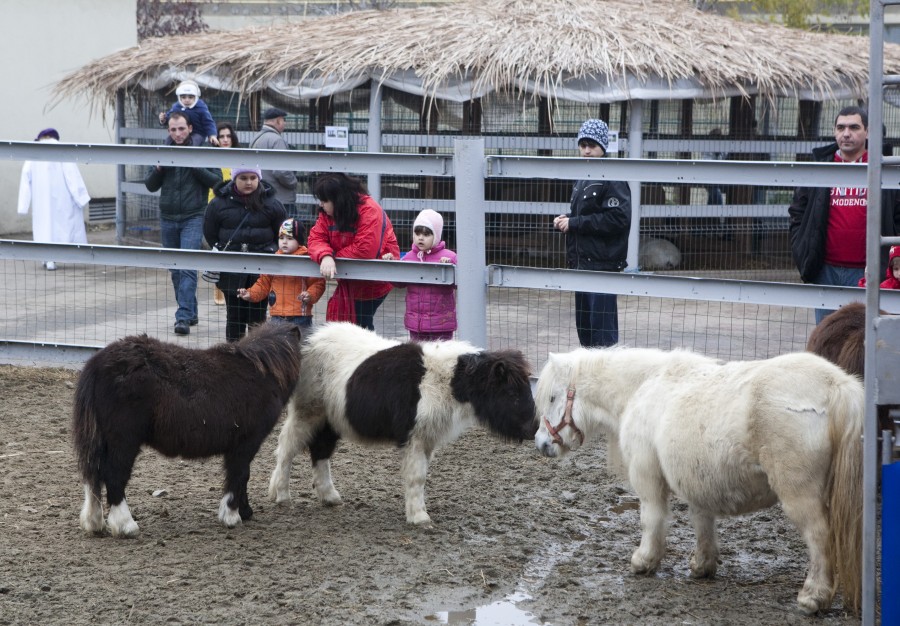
[881,245,900,290]
[859,244,900,289]
[307,195,400,302]
[243,246,326,317]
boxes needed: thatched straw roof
[54,0,900,112]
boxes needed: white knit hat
[413,209,443,244]
[176,80,201,99]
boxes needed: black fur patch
[344,343,426,444]
[450,350,537,441]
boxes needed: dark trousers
[353,295,388,331]
[224,293,268,341]
[574,291,619,348]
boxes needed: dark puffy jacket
[203,179,286,252]
[788,142,900,283]
[565,178,632,271]
[143,134,222,220]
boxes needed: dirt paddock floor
[0,365,862,625]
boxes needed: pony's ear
[486,350,530,384]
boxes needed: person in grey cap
[553,118,631,348]
[249,107,299,220]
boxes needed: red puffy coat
[307,195,400,304]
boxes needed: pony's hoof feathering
[797,581,834,616]
[218,494,242,528]
[79,485,105,534]
[630,549,661,575]
[106,502,139,538]
[407,511,432,526]
[268,472,291,505]
[689,553,718,578]
[316,486,343,506]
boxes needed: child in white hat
[158,80,219,146]
[383,209,457,341]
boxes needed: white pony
[534,347,863,615]
[269,323,536,526]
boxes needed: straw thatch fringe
[52,0,900,115]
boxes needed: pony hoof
[797,598,824,616]
[272,491,291,505]
[219,495,243,527]
[321,493,343,507]
[797,586,832,615]
[689,565,717,579]
[630,553,659,575]
[689,555,718,578]
[79,514,105,534]
[110,520,140,538]
[408,512,432,526]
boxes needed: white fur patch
[218,493,241,527]
[107,500,139,537]
[79,484,105,533]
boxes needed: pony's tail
[71,365,104,499]
[826,375,864,614]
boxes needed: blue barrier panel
[884,462,900,622]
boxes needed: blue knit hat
[577,119,609,151]
[35,128,60,141]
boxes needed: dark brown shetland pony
[73,322,302,537]
[807,301,894,432]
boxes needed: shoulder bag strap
[220,211,252,251]
[375,209,387,259]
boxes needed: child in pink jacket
[384,209,457,341]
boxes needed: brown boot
[214,286,225,305]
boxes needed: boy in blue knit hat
[552,118,631,348]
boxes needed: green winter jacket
[144,136,222,220]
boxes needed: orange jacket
[244,246,326,317]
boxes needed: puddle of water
[426,505,628,625]
[426,591,547,625]
[609,501,640,514]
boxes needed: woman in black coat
[204,167,286,341]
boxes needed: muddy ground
[0,366,860,625]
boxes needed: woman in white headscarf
[17,128,90,270]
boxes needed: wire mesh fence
[9,87,882,367]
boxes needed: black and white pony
[268,322,536,525]
[534,347,863,615]
[73,323,303,537]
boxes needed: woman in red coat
[308,173,400,330]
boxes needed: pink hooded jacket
[399,209,457,333]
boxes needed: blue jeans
[159,215,203,324]
[813,264,864,325]
[354,296,388,331]
[574,291,619,348]
[272,315,313,328]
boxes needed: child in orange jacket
[237,218,325,327]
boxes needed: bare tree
[345,0,398,9]
[137,0,209,41]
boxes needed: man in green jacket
[144,112,222,335]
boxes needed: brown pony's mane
[216,323,303,394]
[806,302,866,379]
